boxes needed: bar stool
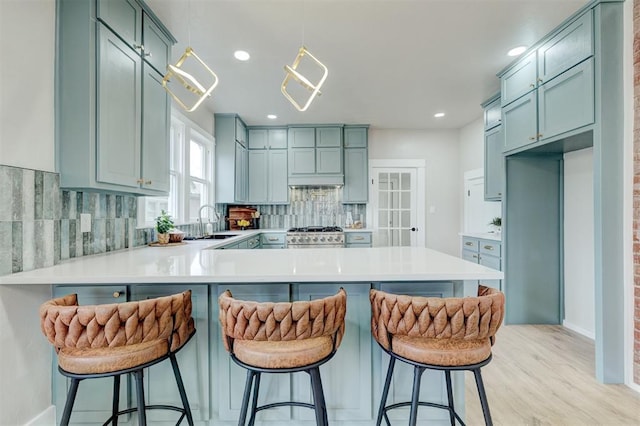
[370,285,505,426]
[39,290,196,426]
[218,288,347,426]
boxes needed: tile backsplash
[0,165,367,276]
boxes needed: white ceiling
[146,0,588,130]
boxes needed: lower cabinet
[51,285,210,424]
[345,231,372,248]
[260,232,286,249]
[461,236,503,291]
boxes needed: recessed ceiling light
[507,46,527,57]
[434,112,445,118]
[234,50,250,61]
[267,114,277,120]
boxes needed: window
[138,110,215,227]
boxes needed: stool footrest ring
[102,404,188,426]
[381,401,466,425]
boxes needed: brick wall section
[634,0,640,386]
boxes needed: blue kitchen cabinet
[51,286,128,425]
[288,126,344,185]
[316,127,342,147]
[289,148,316,175]
[345,231,372,248]
[57,0,174,196]
[316,147,343,174]
[288,127,315,148]
[142,12,172,75]
[131,285,210,422]
[248,128,289,204]
[461,236,503,291]
[502,91,538,152]
[484,124,504,201]
[216,114,250,203]
[291,284,372,422]
[501,52,537,107]
[483,96,502,131]
[343,126,369,203]
[260,232,286,249]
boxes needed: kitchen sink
[184,234,239,241]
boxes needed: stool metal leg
[376,356,395,426]
[248,373,261,426]
[408,366,425,426]
[309,367,328,426]
[473,368,493,426]
[133,369,146,426]
[239,370,256,426]
[170,353,194,426]
[111,375,120,426]
[60,377,80,426]
[444,370,455,425]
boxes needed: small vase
[157,233,170,244]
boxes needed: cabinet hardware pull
[537,133,543,138]
[465,242,473,246]
[268,237,278,241]
[529,83,535,88]
[133,44,144,50]
[144,52,152,57]
[484,245,494,250]
[145,180,152,185]
[113,291,121,298]
[529,136,536,141]
[537,78,544,83]
[498,192,502,195]
[354,237,364,240]
[473,255,479,259]
[136,178,144,184]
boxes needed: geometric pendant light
[163,46,219,113]
[281,45,328,112]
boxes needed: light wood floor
[464,325,640,425]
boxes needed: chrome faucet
[198,204,220,237]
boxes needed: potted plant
[489,217,502,233]
[155,210,175,244]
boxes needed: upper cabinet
[215,114,249,203]
[247,128,289,204]
[288,126,344,186]
[57,0,175,196]
[343,126,369,203]
[481,95,503,201]
[499,10,594,154]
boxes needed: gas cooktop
[287,226,343,233]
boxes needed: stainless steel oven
[286,226,345,248]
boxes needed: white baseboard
[25,406,55,426]
[562,320,595,340]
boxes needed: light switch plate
[80,213,92,233]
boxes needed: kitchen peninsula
[1,238,502,425]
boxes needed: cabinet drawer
[247,236,261,249]
[479,240,501,257]
[479,254,501,271]
[462,237,479,251]
[346,232,372,245]
[260,233,286,245]
[462,249,479,263]
[537,11,593,84]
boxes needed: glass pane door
[372,168,417,247]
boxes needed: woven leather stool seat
[219,288,347,426]
[370,285,505,426]
[40,290,196,426]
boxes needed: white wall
[368,129,460,256]
[458,118,484,173]
[563,148,595,338]
[0,0,55,171]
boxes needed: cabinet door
[484,125,504,201]
[248,150,268,203]
[501,51,537,106]
[235,118,247,147]
[96,23,142,189]
[345,232,372,247]
[141,65,170,194]
[289,148,316,174]
[131,285,210,422]
[502,91,537,153]
[316,147,342,174]
[288,127,315,148]
[52,285,128,425]
[344,127,367,148]
[292,284,372,422]
[248,129,268,149]
[478,254,502,291]
[215,285,291,422]
[537,11,593,84]
[316,127,342,147]
[484,98,502,131]
[96,0,142,48]
[142,13,171,75]
[268,149,289,203]
[235,143,248,202]
[268,128,288,149]
[538,58,594,141]
[343,148,368,203]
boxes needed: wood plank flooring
[464,325,640,425]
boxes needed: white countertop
[459,232,502,242]
[0,240,503,285]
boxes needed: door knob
[411,227,418,232]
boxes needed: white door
[369,161,425,247]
